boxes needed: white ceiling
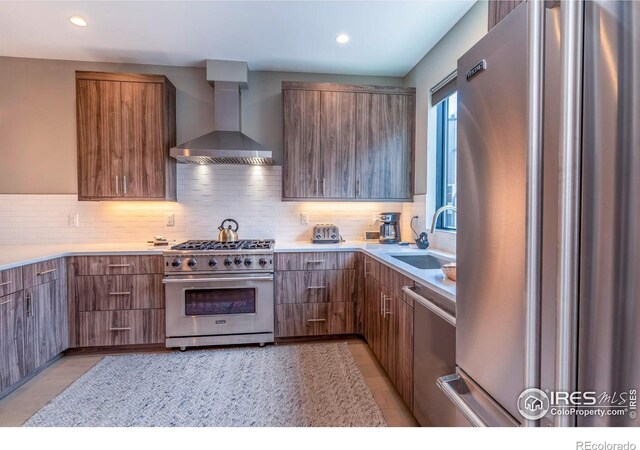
[0,1,476,76]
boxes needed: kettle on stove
[217,219,239,242]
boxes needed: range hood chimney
[170,60,273,165]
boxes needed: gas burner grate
[171,239,274,251]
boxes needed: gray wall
[404,0,488,196]
[0,56,402,194]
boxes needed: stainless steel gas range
[163,239,275,350]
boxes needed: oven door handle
[162,276,274,284]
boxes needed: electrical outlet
[68,213,79,227]
[300,212,309,225]
[166,213,175,227]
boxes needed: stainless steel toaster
[312,224,340,243]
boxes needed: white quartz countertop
[0,243,166,270]
[0,240,456,301]
[275,241,456,301]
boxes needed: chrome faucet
[430,205,457,233]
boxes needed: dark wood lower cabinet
[0,292,25,391]
[364,265,414,410]
[274,253,358,338]
[23,279,68,375]
[391,293,414,409]
[68,255,165,348]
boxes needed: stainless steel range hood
[171,131,272,165]
[170,61,273,165]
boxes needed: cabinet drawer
[73,255,163,275]
[0,267,23,297]
[23,258,64,289]
[276,302,355,337]
[275,271,326,304]
[275,252,356,271]
[77,309,165,347]
[76,275,164,311]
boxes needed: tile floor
[0,338,418,427]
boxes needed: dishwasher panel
[409,285,456,426]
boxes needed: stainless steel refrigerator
[438,0,640,427]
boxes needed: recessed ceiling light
[336,33,350,44]
[69,16,88,27]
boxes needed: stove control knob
[171,258,182,268]
[244,258,253,267]
[208,259,218,268]
[234,257,243,266]
[224,258,233,267]
[187,258,197,268]
[259,258,268,267]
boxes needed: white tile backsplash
[0,165,408,245]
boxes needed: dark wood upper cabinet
[355,93,414,200]
[76,71,176,201]
[488,0,525,30]
[282,89,322,198]
[320,91,357,198]
[77,79,122,199]
[282,82,415,201]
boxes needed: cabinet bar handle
[383,294,392,317]
[109,327,132,331]
[307,318,326,323]
[356,180,360,196]
[316,178,319,195]
[0,281,13,287]
[123,176,127,194]
[115,175,119,194]
[364,259,370,276]
[108,264,131,268]
[322,178,326,196]
[306,286,326,290]
[305,260,325,264]
[26,293,32,317]
[109,291,131,296]
[0,298,13,306]
[36,268,56,276]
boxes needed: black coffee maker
[378,212,401,244]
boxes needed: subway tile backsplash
[0,165,413,245]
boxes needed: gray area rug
[25,342,386,427]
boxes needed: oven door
[163,273,274,338]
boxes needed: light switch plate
[68,213,79,227]
[300,212,309,225]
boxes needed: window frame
[435,94,457,232]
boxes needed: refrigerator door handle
[437,370,521,427]
[437,374,488,427]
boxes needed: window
[435,91,457,230]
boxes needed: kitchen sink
[390,254,448,270]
